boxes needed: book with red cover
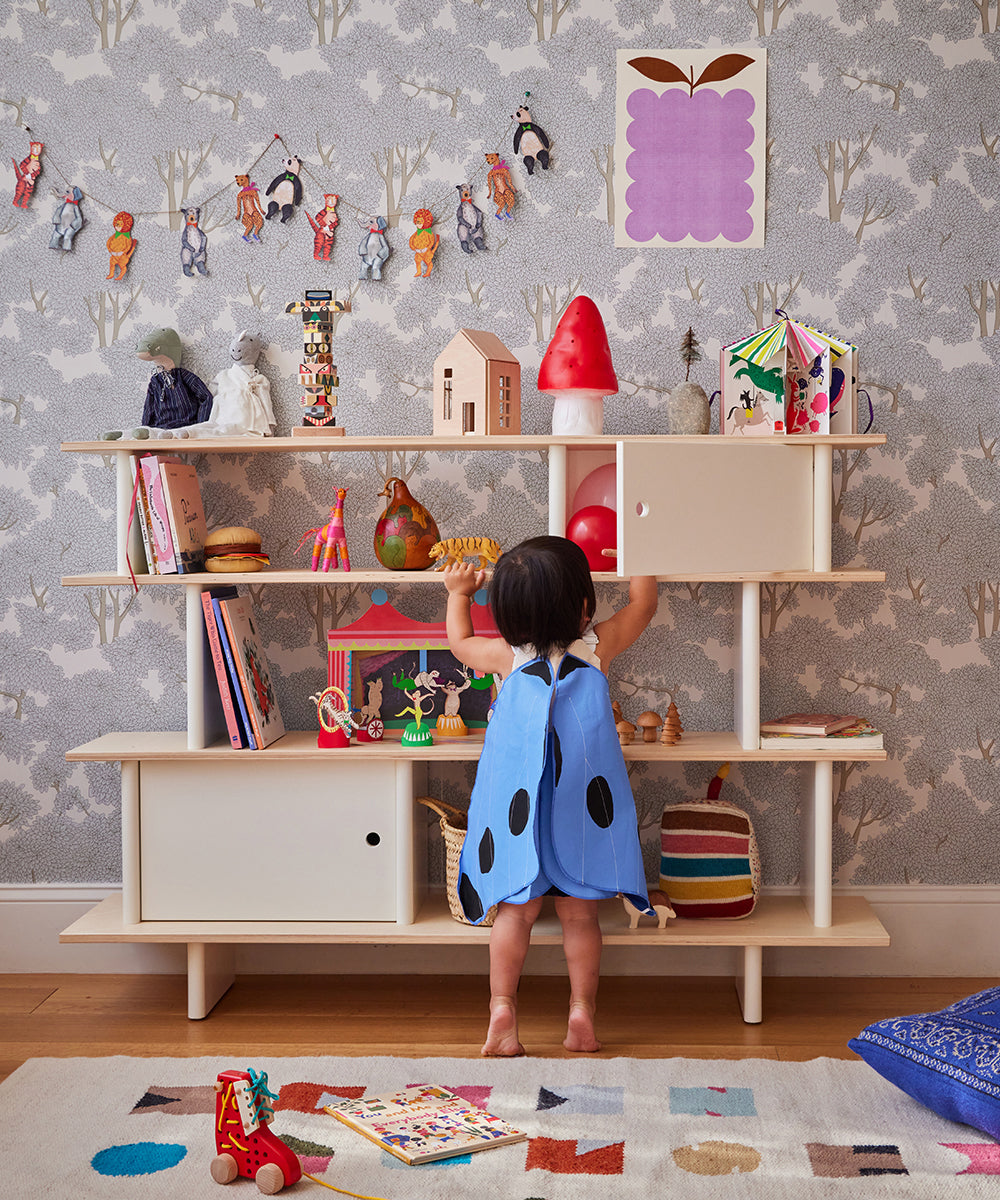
[760,718,883,751]
[139,454,181,573]
[759,713,858,736]
[158,460,207,573]
[201,586,248,749]
[217,594,284,748]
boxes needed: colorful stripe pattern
[659,800,760,919]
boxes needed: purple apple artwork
[615,49,767,249]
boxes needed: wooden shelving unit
[61,432,889,1023]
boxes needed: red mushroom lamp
[538,295,619,436]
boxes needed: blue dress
[457,652,653,924]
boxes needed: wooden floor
[0,974,988,1084]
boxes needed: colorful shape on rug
[276,1082,366,1112]
[672,1140,762,1175]
[525,1137,625,1174]
[91,1141,187,1176]
[132,1085,217,1115]
[536,1084,624,1114]
[669,1086,756,1116]
[281,1133,335,1174]
[806,1143,909,1177]
[942,1143,1000,1175]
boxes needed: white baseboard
[2,885,998,977]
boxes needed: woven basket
[417,797,496,927]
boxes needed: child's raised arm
[443,561,513,677]
[592,575,658,670]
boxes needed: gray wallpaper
[1,0,998,890]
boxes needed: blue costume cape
[457,654,653,924]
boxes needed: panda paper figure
[265,156,303,223]
[457,652,653,924]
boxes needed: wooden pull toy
[622,889,676,929]
[211,1068,301,1193]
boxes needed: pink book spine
[201,591,242,749]
[139,456,177,573]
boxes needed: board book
[324,1084,526,1165]
[211,593,257,749]
[217,594,284,748]
[158,460,207,572]
[138,454,181,573]
[760,718,883,751]
[201,587,250,749]
[759,712,859,736]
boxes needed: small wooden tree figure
[667,327,711,434]
[660,700,683,745]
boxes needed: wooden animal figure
[512,105,551,174]
[357,212,390,280]
[726,388,771,435]
[428,536,501,571]
[234,174,264,242]
[11,141,42,208]
[106,211,136,279]
[180,205,208,276]
[409,207,440,277]
[48,186,84,251]
[455,182,486,254]
[265,155,303,223]
[307,193,339,260]
[211,1069,301,1192]
[296,486,351,572]
[485,153,516,219]
[358,676,384,726]
[622,889,676,929]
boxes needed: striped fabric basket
[658,764,760,920]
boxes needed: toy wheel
[367,718,384,740]
[210,1153,238,1184]
[255,1161,285,1194]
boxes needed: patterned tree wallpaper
[1,0,998,891]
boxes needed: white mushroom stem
[551,390,607,436]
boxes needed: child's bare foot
[482,995,524,1057]
[563,999,601,1052]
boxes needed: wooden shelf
[66,729,888,763]
[63,433,887,454]
[60,891,889,949]
[62,569,886,586]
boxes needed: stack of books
[130,453,208,574]
[202,586,285,750]
[759,713,883,750]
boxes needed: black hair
[488,536,596,661]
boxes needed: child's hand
[442,560,486,597]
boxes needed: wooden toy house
[433,329,521,436]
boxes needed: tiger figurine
[428,536,501,571]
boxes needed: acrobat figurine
[211,1069,301,1192]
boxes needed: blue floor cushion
[849,986,1000,1138]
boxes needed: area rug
[1,1054,998,1198]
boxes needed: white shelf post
[547,442,567,536]
[186,587,209,750]
[802,760,834,927]
[187,943,236,1019]
[813,443,833,572]
[734,582,760,750]
[120,761,140,926]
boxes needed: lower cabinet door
[139,760,400,921]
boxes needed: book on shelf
[201,586,250,749]
[759,712,859,736]
[324,1084,526,1165]
[158,459,207,573]
[138,454,181,573]
[759,718,883,751]
[129,457,156,574]
[210,593,257,749]
[217,593,285,748]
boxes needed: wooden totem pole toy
[211,1068,301,1193]
[285,289,350,436]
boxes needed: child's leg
[553,896,603,1052]
[484,897,543,1056]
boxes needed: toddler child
[444,535,658,1055]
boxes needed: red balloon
[566,504,617,571]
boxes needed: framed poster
[615,48,767,249]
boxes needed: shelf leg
[547,442,567,537]
[802,760,834,927]
[812,443,833,573]
[734,581,760,750]
[121,762,141,926]
[735,945,763,1024]
[116,451,139,577]
[186,943,235,1019]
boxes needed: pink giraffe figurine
[296,487,351,572]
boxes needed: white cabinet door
[616,440,814,575]
[139,761,400,920]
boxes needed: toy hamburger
[203,526,270,573]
